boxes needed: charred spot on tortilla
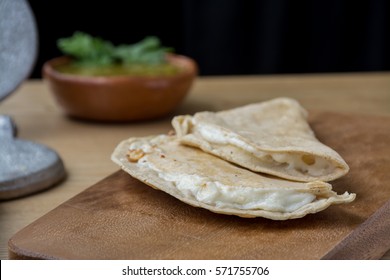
[126,149,145,162]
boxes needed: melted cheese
[138,156,316,213]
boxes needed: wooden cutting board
[8,112,390,259]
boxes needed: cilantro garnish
[57,32,173,66]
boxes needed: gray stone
[0,0,38,101]
[0,138,66,200]
[0,1,66,199]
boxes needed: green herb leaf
[57,32,115,65]
[57,32,173,66]
[113,36,174,65]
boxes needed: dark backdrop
[28,0,389,78]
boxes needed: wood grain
[1,74,390,260]
[8,112,390,259]
[322,200,390,259]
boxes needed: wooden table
[1,73,390,260]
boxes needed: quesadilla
[111,135,355,220]
[172,98,349,182]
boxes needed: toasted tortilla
[111,135,355,220]
[172,98,349,182]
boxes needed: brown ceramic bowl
[42,55,197,121]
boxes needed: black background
[28,0,389,78]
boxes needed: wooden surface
[1,73,390,259]
[7,111,390,259]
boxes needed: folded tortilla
[111,135,355,220]
[172,98,349,182]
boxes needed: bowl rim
[42,54,198,83]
